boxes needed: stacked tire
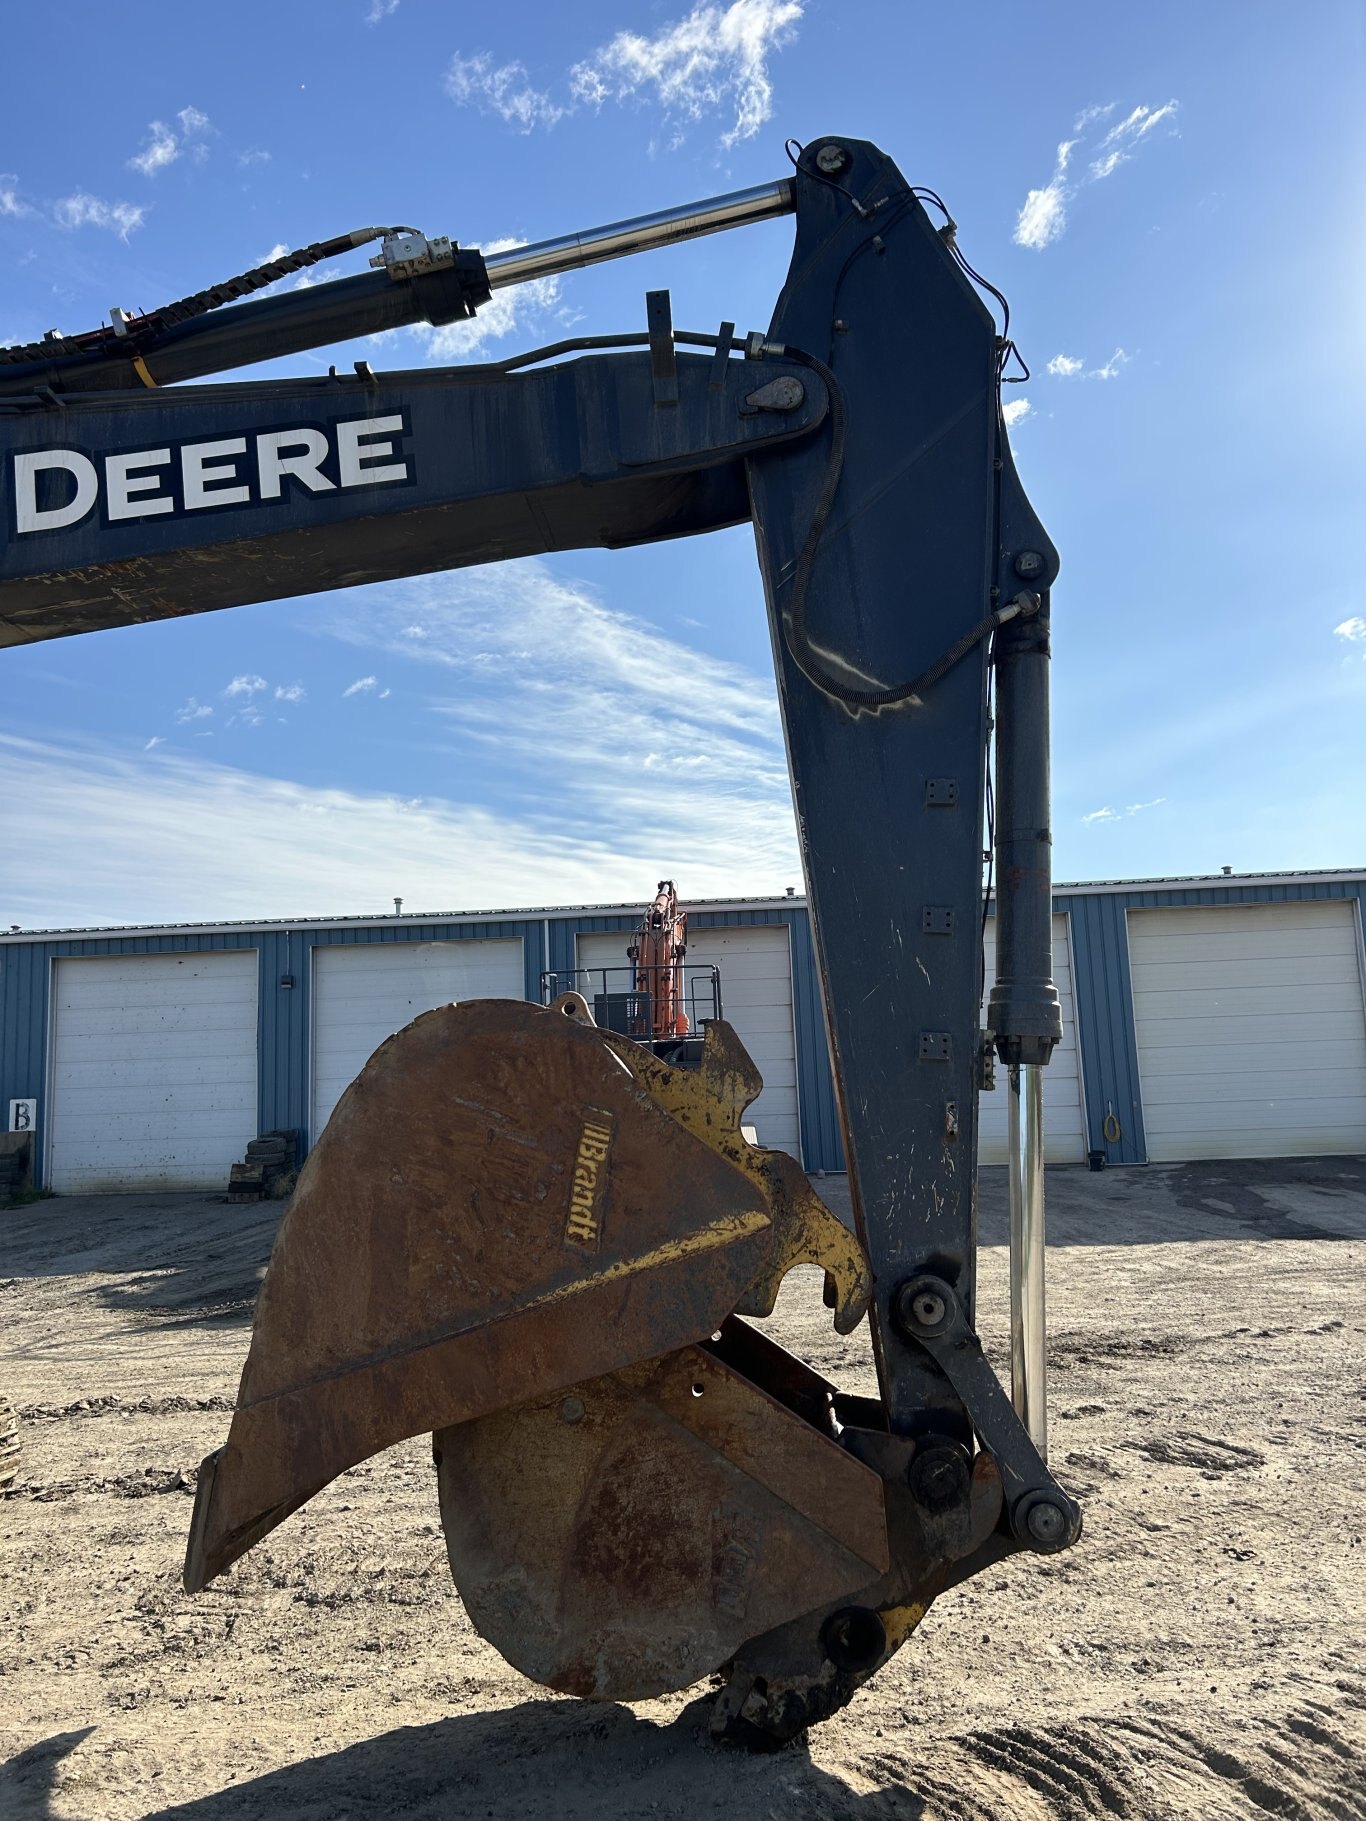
[0,1397,18,1496]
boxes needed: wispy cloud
[0,726,796,927]
[571,0,803,148]
[0,174,30,218]
[223,673,268,698]
[237,148,271,168]
[1090,348,1130,380]
[1333,616,1366,644]
[342,675,379,697]
[366,0,400,20]
[447,1,802,148]
[144,736,165,752]
[174,697,213,724]
[1089,103,1179,181]
[54,193,145,238]
[1046,348,1131,382]
[275,682,307,702]
[1002,397,1031,428]
[445,54,565,131]
[1082,797,1165,825]
[322,558,795,889]
[129,122,179,176]
[1015,99,1178,249]
[128,107,213,177]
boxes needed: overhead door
[978,913,1088,1165]
[1129,901,1366,1161]
[576,924,801,1157]
[48,950,258,1192]
[311,938,524,1140]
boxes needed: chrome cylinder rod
[483,180,796,291]
[1008,1062,1049,1459]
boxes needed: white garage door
[1129,901,1366,1161]
[978,914,1088,1165]
[48,950,258,1192]
[311,938,524,1140]
[576,925,801,1157]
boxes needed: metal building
[2,869,1363,1193]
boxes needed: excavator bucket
[185,999,872,1601]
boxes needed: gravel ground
[2,1158,1364,1821]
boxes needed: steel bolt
[908,1443,971,1513]
[911,1291,945,1328]
[1014,550,1044,579]
[893,1276,954,1339]
[1025,1499,1068,1546]
[559,1396,586,1425]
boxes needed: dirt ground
[2,1159,1364,1821]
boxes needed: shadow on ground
[3,1704,924,1821]
[2,1157,1362,1336]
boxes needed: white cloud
[237,149,271,168]
[1002,397,1031,427]
[275,682,307,702]
[1333,616,1366,643]
[1090,102,1179,182]
[1089,348,1131,380]
[1083,797,1164,825]
[54,193,145,238]
[1015,100,1178,250]
[343,675,379,696]
[445,54,565,131]
[129,107,212,176]
[402,624,428,638]
[144,736,165,752]
[415,237,563,359]
[223,673,268,697]
[0,174,29,218]
[1014,139,1073,249]
[174,697,213,724]
[1047,353,1084,377]
[321,559,795,893]
[570,0,803,148]
[446,2,801,148]
[366,0,400,20]
[0,727,796,927]
[129,121,179,176]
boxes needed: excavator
[0,135,1079,1747]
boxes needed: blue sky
[2,0,1363,928]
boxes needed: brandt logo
[564,1112,614,1249]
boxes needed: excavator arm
[1,135,1078,1745]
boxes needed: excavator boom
[1,136,1079,1744]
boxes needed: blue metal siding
[4,878,1363,1189]
[0,931,263,1189]
[1062,879,1366,1166]
[1065,896,1147,1164]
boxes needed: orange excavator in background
[628,880,691,1045]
